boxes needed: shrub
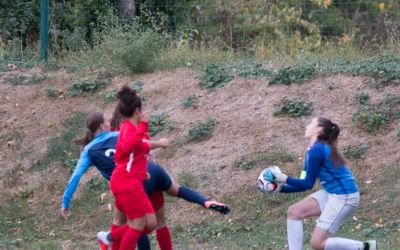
[269,63,316,85]
[149,112,174,136]
[342,143,368,160]
[355,93,370,105]
[227,61,273,78]
[199,64,233,90]
[181,95,199,108]
[188,118,216,140]
[68,78,111,97]
[273,97,313,117]
[104,88,118,102]
[132,80,143,93]
[46,86,62,97]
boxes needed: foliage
[355,92,370,105]
[269,63,316,85]
[181,95,199,108]
[273,97,313,117]
[132,80,144,93]
[104,88,118,102]
[68,78,111,97]
[149,112,174,136]
[226,61,273,78]
[86,176,109,193]
[46,86,62,97]
[342,143,369,160]
[234,158,257,170]
[31,112,86,171]
[199,64,233,90]
[5,74,46,85]
[353,95,400,134]
[177,171,198,188]
[188,118,216,140]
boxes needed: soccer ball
[256,166,282,193]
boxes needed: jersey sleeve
[62,150,92,208]
[120,121,149,154]
[283,144,325,193]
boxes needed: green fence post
[40,0,49,61]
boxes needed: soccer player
[60,110,230,249]
[266,117,376,250]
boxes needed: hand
[158,138,169,148]
[60,207,69,220]
[140,112,150,123]
[270,169,288,184]
[145,172,151,180]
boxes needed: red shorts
[114,186,154,220]
[150,190,164,211]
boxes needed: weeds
[342,143,369,160]
[355,92,370,105]
[149,112,174,136]
[188,118,216,141]
[31,112,86,171]
[86,176,109,193]
[226,61,273,78]
[177,171,198,188]
[181,95,199,108]
[132,80,143,93]
[68,78,111,97]
[104,88,118,102]
[46,86,62,97]
[199,64,233,90]
[6,74,46,85]
[273,97,313,117]
[269,63,315,85]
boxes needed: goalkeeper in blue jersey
[266,117,376,250]
[60,112,230,250]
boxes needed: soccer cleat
[97,231,111,247]
[204,201,230,215]
[363,240,377,250]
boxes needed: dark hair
[74,112,104,147]
[110,108,124,131]
[117,85,142,118]
[317,117,346,167]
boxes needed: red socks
[119,228,142,250]
[156,226,172,250]
[110,224,128,250]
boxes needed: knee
[287,205,303,220]
[147,217,158,231]
[310,237,324,250]
[113,214,127,226]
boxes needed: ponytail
[317,117,346,167]
[74,112,105,147]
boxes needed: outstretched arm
[61,151,92,219]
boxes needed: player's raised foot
[205,201,230,215]
[97,231,111,248]
[363,240,377,250]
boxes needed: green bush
[355,93,370,105]
[46,86,62,97]
[188,118,216,140]
[104,88,118,102]
[226,61,273,78]
[68,78,111,97]
[342,143,369,160]
[199,64,233,90]
[273,97,313,117]
[149,112,174,136]
[181,95,199,108]
[269,63,316,85]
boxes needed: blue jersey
[61,131,172,208]
[281,140,358,195]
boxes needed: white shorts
[310,189,360,233]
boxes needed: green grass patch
[30,112,86,171]
[225,60,273,78]
[149,112,174,136]
[234,150,295,171]
[354,92,370,105]
[132,80,144,93]
[273,97,313,117]
[199,64,233,90]
[46,86,62,97]
[180,95,199,108]
[188,118,216,141]
[269,63,316,85]
[5,74,46,85]
[104,88,118,102]
[177,171,198,188]
[68,78,111,97]
[342,143,369,160]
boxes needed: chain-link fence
[1,0,400,61]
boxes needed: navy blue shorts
[143,162,172,197]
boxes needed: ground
[0,66,399,249]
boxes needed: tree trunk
[119,0,136,20]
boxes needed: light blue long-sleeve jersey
[61,131,118,209]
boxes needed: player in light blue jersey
[268,117,376,250]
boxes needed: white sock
[325,237,364,250]
[287,219,303,250]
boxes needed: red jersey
[110,120,150,193]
